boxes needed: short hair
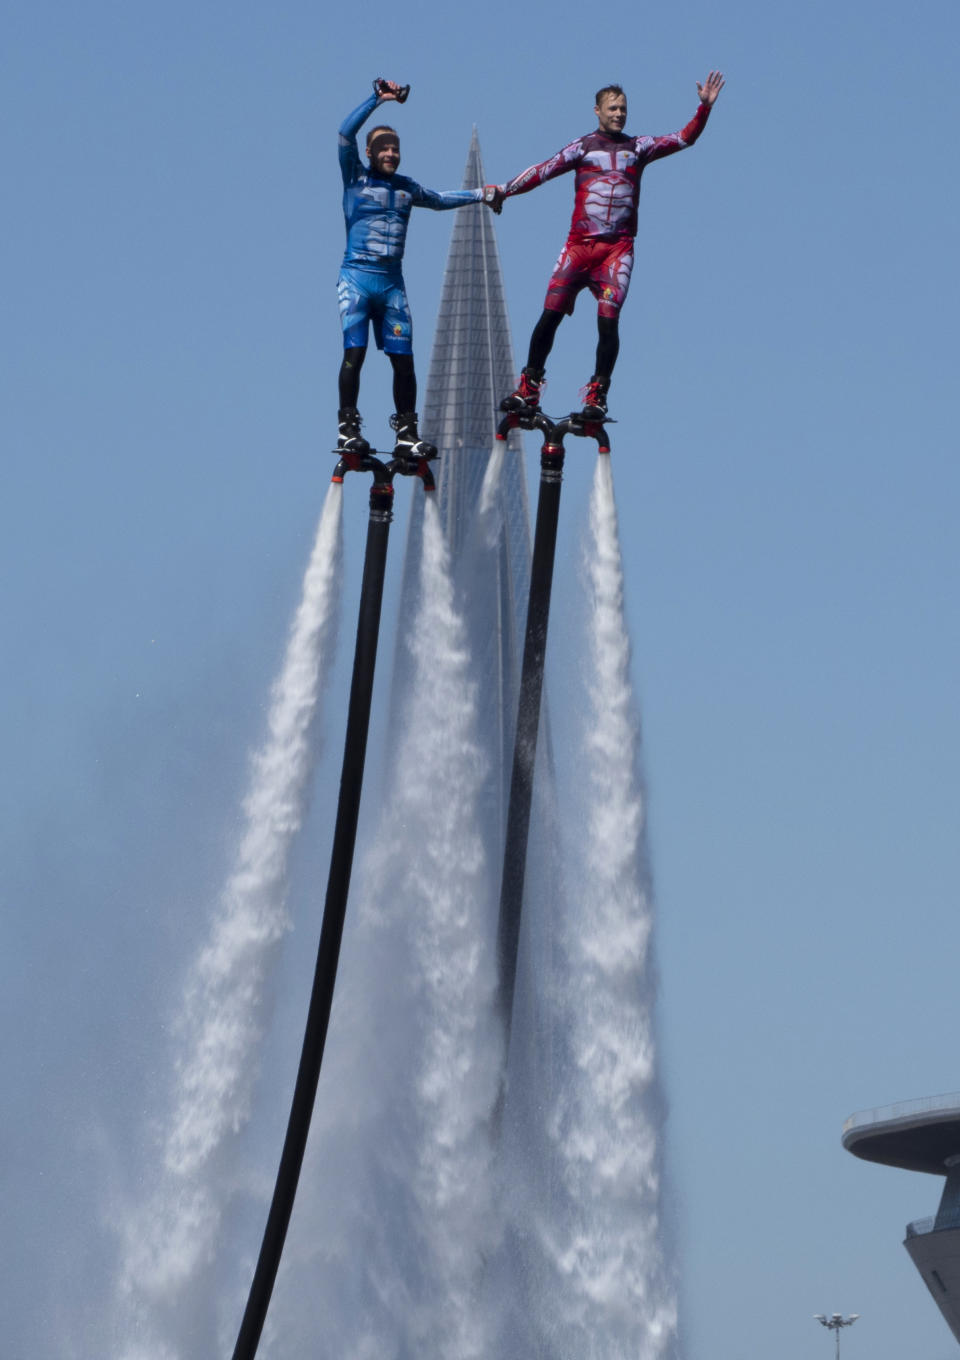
[595,83,625,106]
[366,124,399,149]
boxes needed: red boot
[501,366,545,413]
[580,376,610,421]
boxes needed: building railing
[906,1217,936,1239]
[906,1210,960,1239]
[843,1092,960,1137]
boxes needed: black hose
[496,439,565,1039]
[232,475,393,1360]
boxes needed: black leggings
[338,348,416,412]
[526,310,620,381]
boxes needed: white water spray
[477,439,506,529]
[110,451,673,1358]
[532,456,676,1359]
[397,497,502,1359]
[115,484,344,1354]
[274,495,501,1360]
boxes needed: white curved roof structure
[844,1094,960,1346]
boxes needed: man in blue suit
[337,79,502,458]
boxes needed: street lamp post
[814,1313,859,1360]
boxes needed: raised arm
[338,80,407,183]
[641,71,725,165]
[338,90,380,183]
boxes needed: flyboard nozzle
[331,452,395,500]
[387,452,437,493]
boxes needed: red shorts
[544,236,634,318]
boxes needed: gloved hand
[373,78,410,103]
[482,185,505,214]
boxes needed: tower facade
[396,131,532,831]
[422,130,530,574]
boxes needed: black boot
[390,411,437,460]
[337,407,370,454]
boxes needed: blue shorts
[337,266,413,354]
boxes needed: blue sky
[3,0,959,1356]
